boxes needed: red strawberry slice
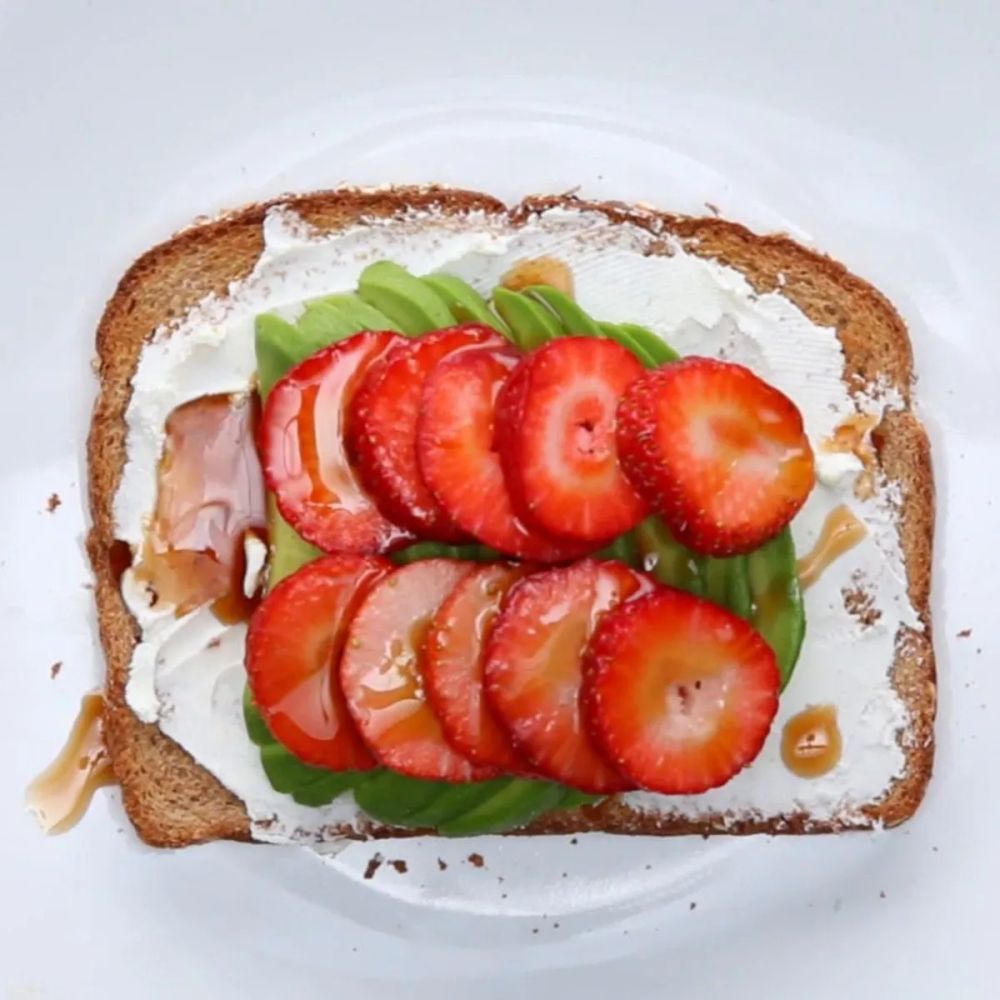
[616,357,815,556]
[350,324,502,541]
[423,563,533,771]
[339,559,495,782]
[260,331,412,554]
[483,559,653,793]
[246,554,391,771]
[417,344,588,562]
[495,337,649,542]
[582,588,780,794]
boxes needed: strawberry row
[246,553,781,796]
[259,324,815,564]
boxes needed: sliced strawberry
[339,559,494,781]
[484,560,652,792]
[582,588,780,793]
[246,554,391,771]
[350,324,502,541]
[417,344,587,562]
[261,331,412,554]
[616,358,815,556]
[495,337,648,542]
[423,563,533,771]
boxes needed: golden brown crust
[87,187,934,847]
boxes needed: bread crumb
[467,852,485,868]
[50,660,63,679]
[389,859,407,874]
[643,237,675,258]
[569,837,578,845]
[363,853,383,880]
[437,858,447,871]
[879,890,886,899]
[704,202,720,216]
[689,901,697,911]
[957,628,972,638]
[843,574,882,628]
[46,492,62,513]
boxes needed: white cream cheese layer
[117,204,919,840]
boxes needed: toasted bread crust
[87,187,934,847]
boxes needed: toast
[87,186,935,847]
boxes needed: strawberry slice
[484,559,652,792]
[423,563,532,771]
[417,345,587,562]
[583,588,780,793]
[616,358,815,556]
[261,331,412,554]
[339,559,494,781]
[495,337,648,542]
[246,554,391,771]
[350,324,502,541]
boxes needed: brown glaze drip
[501,257,575,297]
[823,412,879,500]
[27,692,115,834]
[107,538,134,588]
[133,393,267,623]
[781,704,842,778]
[797,505,867,589]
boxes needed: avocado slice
[357,261,454,335]
[255,314,303,399]
[634,516,705,595]
[524,285,603,336]
[617,322,680,365]
[312,293,402,333]
[596,321,659,368]
[398,778,512,828]
[291,770,363,807]
[748,527,806,689]
[391,541,500,566]
[422,274,508,333]
[243,686,274,747]
[703,554,753,619]
[295,300,368,348]
[353,771,455,824]
[267,503,323,588]
[492,288,563,349]
[437,779,566,836]
[555,788,604,810]
[595,531,640,566]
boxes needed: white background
[2,1,998,997]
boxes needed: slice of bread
[87,186,935,847]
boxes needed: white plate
[3,1,999,996]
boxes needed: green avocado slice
[400,778,513,828]
[748,528,806,689]
[391,541,500,565]
[438,779,566,836]
[634,517,705,595]
[352,771,454,825]
[617,322,680,365]
[595,531,640,565]
[296,300,367,347]
[422,273,508,333]
[703,554,753,620]
[312,293,402,333]
[492,287,563,349]
[596,322,659,367]
[358,261,454,335]
[254,314,302,399]
[523,285,603,335]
